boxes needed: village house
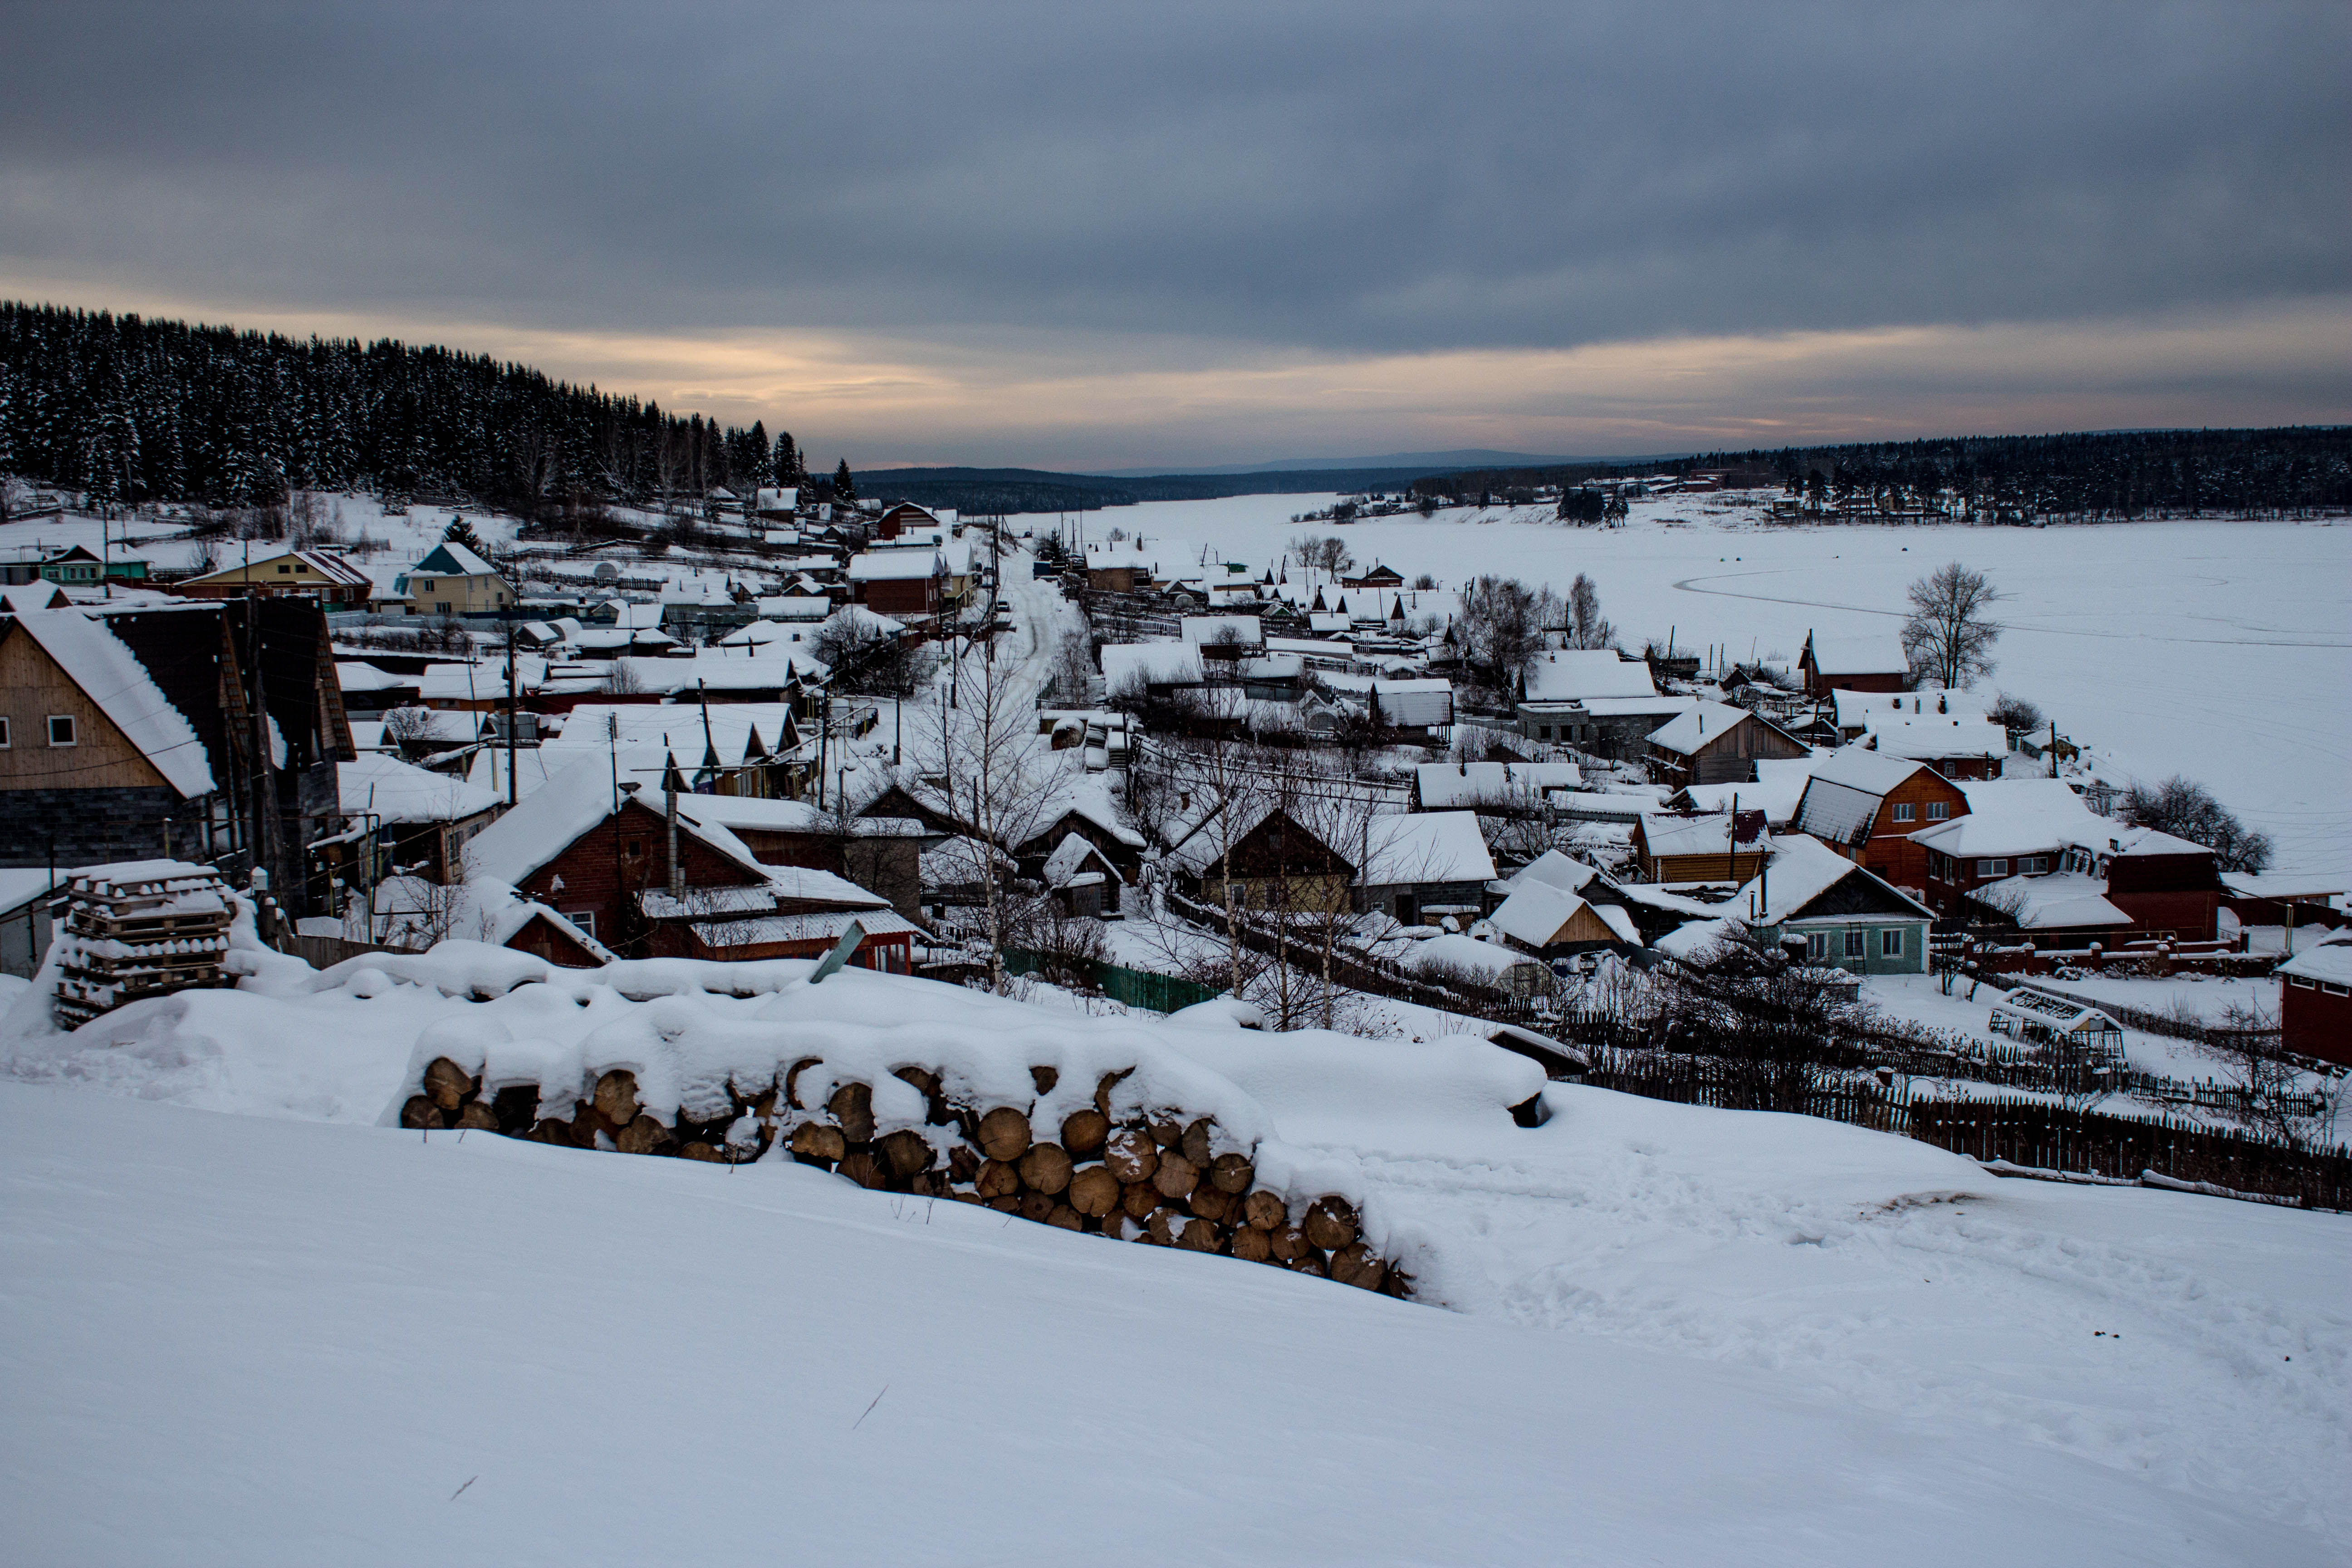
[388,540,513,616]
[466,753,919,967]
[1042,833,1124,917]
[1737,833,1934,976]
[2276,933,2352,1067]
[1788,746,1970,890]
[1488,877,1638,960]
[1643,701,1810,789]
[1355,811,1496,926]
[1339,563,1405,590]
[1798,631,1910,698]
[1412,760,1584,812]
[174,546,376,608]
[1514,648,1693,756]
[0,599,351,903]
[336,751,502,884]
[1165,802,1356,915]
[1911,779,2100,919]
[1632,811,1769,884]
[847,548,946,620]
[2055,823,2225,942]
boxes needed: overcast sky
[4,2,2346,470]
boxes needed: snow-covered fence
[1909,1098,2351,1210]
[397,1029,1410,1295]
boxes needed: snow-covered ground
[3,947,2347,1563]
[1082,495,2352,886]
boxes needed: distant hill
[848,464,1460,516]
[1088,448,1683,478]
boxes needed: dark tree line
[0,302,813,516]
[1420,426,2352,522]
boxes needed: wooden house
[1644,701,1810,789]
[1633,811,1768,884]
[1799,632,1910,698]
[1789,747,1969,891]
[1165,803,1355,916]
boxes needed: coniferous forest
[3,300,2346,521]
[0,302,801,517]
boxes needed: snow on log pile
[385,956,1413,1295]
[49,861,234,1029]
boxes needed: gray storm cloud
[1,1,2345,463]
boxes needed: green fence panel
[999,949,1222,1014]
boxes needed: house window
[2018,856,2050,874]
[2287,975,2314,989]
[1926,802,1950,820]
[624,839,644,859]
[1843,929,1865,959]
[0,716,9,747]
[278,563,292,573]
[1806,931,1829,959]
[561,909,596,939]
[2326,982,2350,998]
[46,715,76,747]
[1976,858,2007,877]
[1882,928,1905,958]
[1891,802,1915,823]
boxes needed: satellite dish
[593,562,620,583]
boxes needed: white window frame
[1805,931,1828,959]
[2019,855,2049,875]
[1978,858,2007,877]
[46,714,76,748]
[1882,928,1905,958]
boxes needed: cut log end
[977,1105,1033,1163]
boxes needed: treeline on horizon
[3,301,2345,522]
[0,301,813,517]
[1418,427,2352,522]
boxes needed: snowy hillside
[2,946,2347,1563]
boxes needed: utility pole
[504,622,520,807]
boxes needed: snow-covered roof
[1645,701,1760,757]
[1639,812,1762,862]
[607,651,826,696]
[1861,715,2009,761]
[0,867,65,914]
[1808,745,1931,799]
[1990,987,2122,1037]
[1180,615,1265,648]
[412,540,498,578]
[1575,694,1698,718]
[1966,873,2130,930]
[2088,823,2217,860]
[332,661,416,692]
[1791,778,1881,848]
[1405,932,1547,983]
[1678,757,1821,828]
[1314,672,1455,728]
[466,753,651,886]
[1415,761,1583,809]
[2220,872,2346,901]
[340,752,501,824]
[3,608,216,797]
[1359,812,1495,887]
[1101,641,1205,690]
[1501,849,1600,896]
[1837,687,1996,731]
[847,550,943,582]
[1488,882,1598,949]
[1806,632,1908,676]
[1910,779,2102,858]
[1522,649,1657,703]
[1043,832,1114,887]
[542,702,806,772]
[1736,834,1933,925]
[2278,934,2352,988]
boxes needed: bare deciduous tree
[1565,572,1615,650]
[2120,775,2273,873]
[1901,562,2003,689]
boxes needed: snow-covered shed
[1356,812,1496,924]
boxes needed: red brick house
[2277,935,2352,1066]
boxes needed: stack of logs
[402,1057,1404,1297]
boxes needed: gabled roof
[1415,760,1583,808]
[2278,933,2352,988]
[1737,833,1934,925]
[339,751,500,824]
[1358,811,1495,887]
[1043,832,1117,888]
[1646,701,1763,757]
[1100,641,1205,689]
[411,541,499,578]
[1804,632,1908,676]
[847,549,944,582]
[1639,811,1764,862]
[1,609,216,797]
[1809,744,1933,799]
[1910,779,2102,858]
[1966,873,2130,930]
[1488,882,1597,949]
[1503,849,1600,896]
[1521,649,1657,703]
[1861,715,2009,761]
[1179,615,1264,648]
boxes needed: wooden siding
[0,623,171,791]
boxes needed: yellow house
[173,547,375,606]
[390,541,511,616]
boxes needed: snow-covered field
[3,950,2347,1563]
[1080,494,2352,885]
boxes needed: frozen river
[1049,492,2352,883]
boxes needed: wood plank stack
[401,1055,1408,1298]
[51,860,235,1029]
